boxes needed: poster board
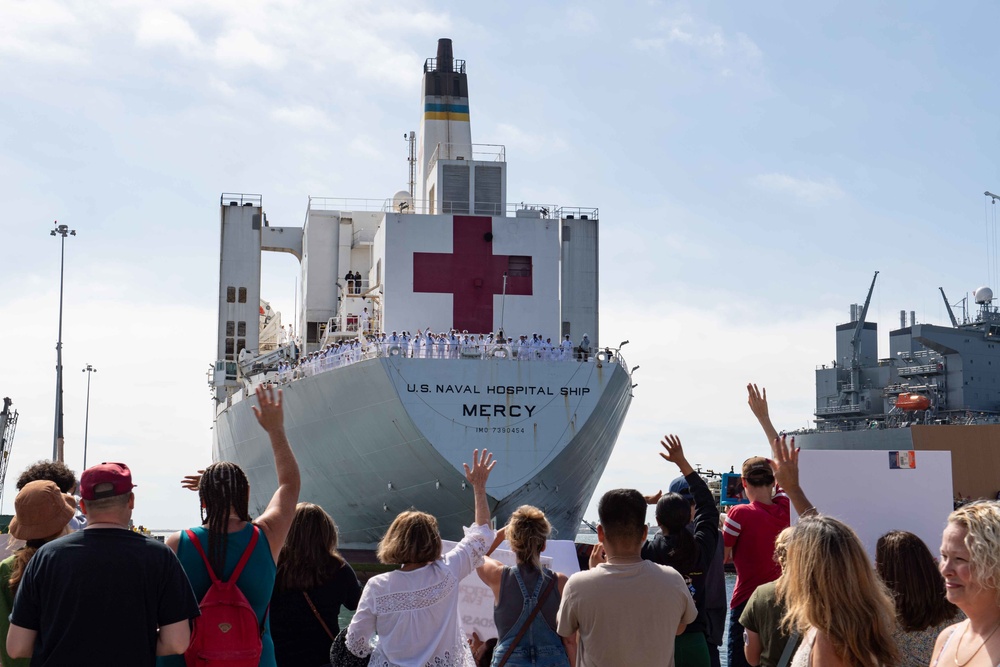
[795,449,953,561]
[441,538,581,640]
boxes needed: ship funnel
[850,304,858,322]
[910,311,916,327]
[436,38,453,73]
[900,310,906,329]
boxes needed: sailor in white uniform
[560,335,573,361]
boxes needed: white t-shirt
[557,560,697,667]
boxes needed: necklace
[954,618,1000,667]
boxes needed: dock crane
[0,398,17,510]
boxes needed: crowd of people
[274,330,599,382]
[2,381,999,667]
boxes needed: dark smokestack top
[436,38,453,73]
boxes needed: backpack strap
[229,525,260,584]
[185,525,260,585]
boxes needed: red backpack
[184,526,265,667]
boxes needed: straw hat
[9,480,75,541]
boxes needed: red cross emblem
[412,216,532,333]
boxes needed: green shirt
[739,579,799,667]
[0,553,31,667]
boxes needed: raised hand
[251,384,284,434]
[181,470,205,492]
[769,435,817,516]
[659,434,694,476]
[769,435,799,490]
[643,490,663,505]
[464,449,497,527]
[747,383,770,420]
[463,448,497,489]
[748,383,779,445]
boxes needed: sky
[2,0,1000,530]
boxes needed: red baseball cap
[80,462,136,500]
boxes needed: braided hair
[199,462,251,577]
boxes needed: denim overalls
[491,567,570,667]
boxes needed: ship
[794,271,1000,500]
[208,39,634,548]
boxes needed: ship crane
[0,398,18,510]
[939,287,961,328]
[846,271,879,408]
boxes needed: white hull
[214,355,631,547]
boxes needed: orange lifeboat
[896,393,931,411]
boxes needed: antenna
[405,131,416,198]
[987,192,1000,292]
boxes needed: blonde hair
[777,517,898,667]
[376,510,442,565]
[506,506,551,568]
[773,526,793,568]
[947,501,1000,605]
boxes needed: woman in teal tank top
[160,385,301,667]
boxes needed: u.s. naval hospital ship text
[209,39,634,548]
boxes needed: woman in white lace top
[346,449,497,667]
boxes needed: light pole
[51,222,76,463]
[82,364,96,470]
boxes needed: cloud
[213,29,285,70]
[135,9,200,51]
[0,0,88,64]
[492,123,568,157]
[271,105,335,131]
[751,173,846,205]
[565,8,598,34]
[631,13,762,76]
[0,0,441,88]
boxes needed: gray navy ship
[795,271,1000,499]
[208,39,634,547]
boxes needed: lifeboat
[896,393,931,411]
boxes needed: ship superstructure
[813,273,1000,428]
[209,39,632,547]
[798,273,1000,500]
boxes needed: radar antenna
[0,398,18,510]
